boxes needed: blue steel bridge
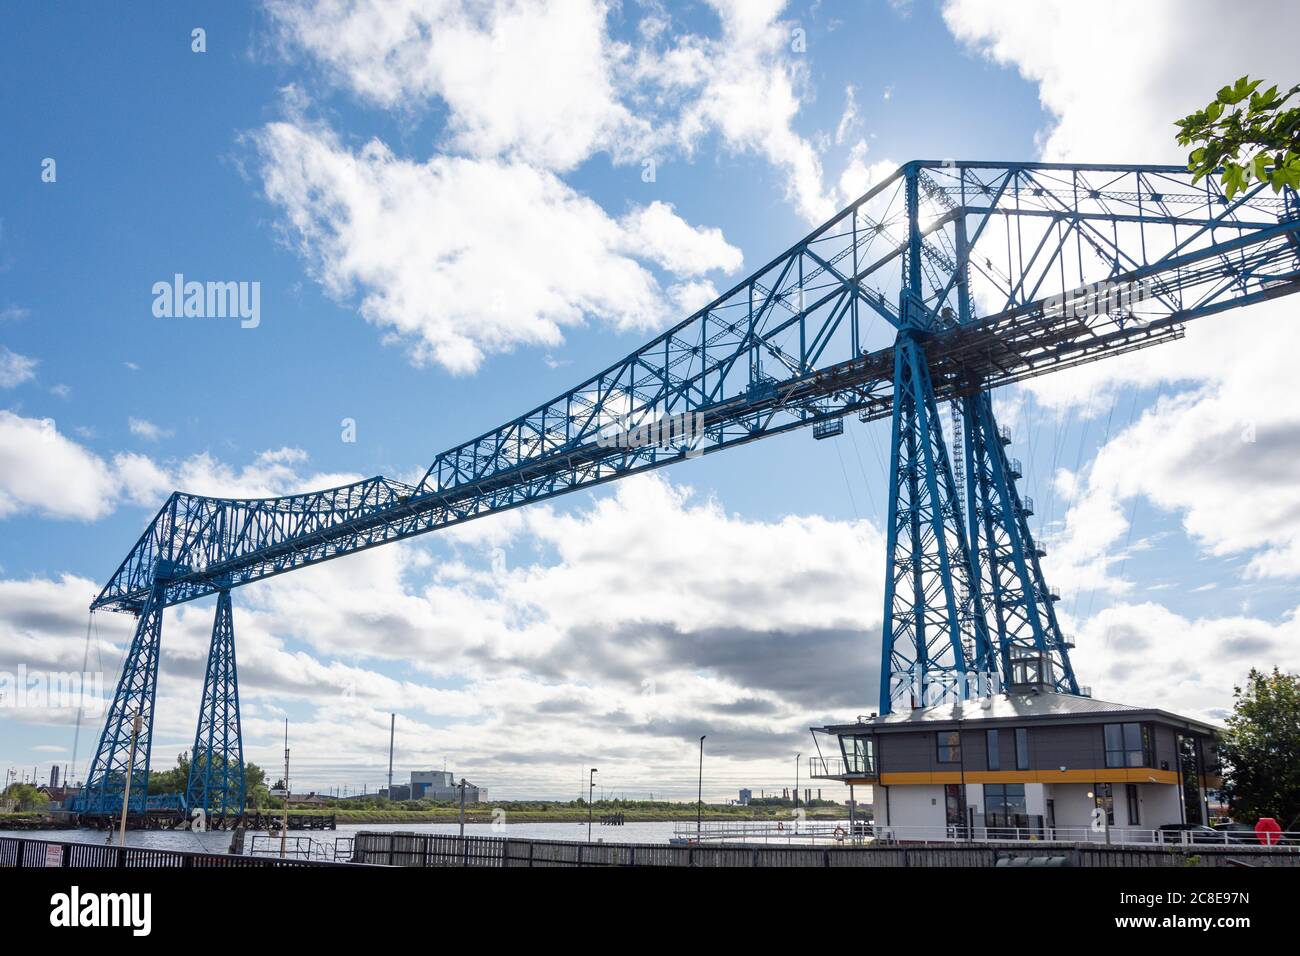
[74,160,1300,824]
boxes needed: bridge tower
[75,574,170,815]
[185,589,246,825]
[878,164,1079,712]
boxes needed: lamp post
[696,735,706,841]
[587,768,598,843]
[458,778,467,838]
[794,753,801,811]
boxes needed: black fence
[0,836,358,868]
[351,831,1300,868]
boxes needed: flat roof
[816,690,1220,736]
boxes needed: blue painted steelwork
[185,590,244,824]
[75,161,1300,807]
[75,578,168,815]
[879,332,994,710]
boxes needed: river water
[0,818,849,856]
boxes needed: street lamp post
[697,735,706,841]
[794,753,801,811]
[587,768,598,843]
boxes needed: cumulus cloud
[254,122,742,373]
[267,0,652,172]
[942,0,1300,592]
[0,410,351,521]
[270,1,840,220]
[0,412,118,520]
[127,417,172,442]
[0,474,884,795]
[0,346,37,388]
[1073,602,1300,722]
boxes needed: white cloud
[0,474,885,795]
[1074,602,1300,723]
[0,412,118,520]
[655,0,837,223]
[271,0,844,223]
[942,0,1300,592]
[0,346,37,388]
[254,122,740,373]
[127,417,172,442]
[618,201,743,276]
[834,84,860,145]
[267,0,651,172]
[0,411,349,521]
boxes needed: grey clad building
[410,770,487,803]
[810,662,1221,841]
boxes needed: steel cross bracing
[75,161,1300,810]
[185,589,245,824]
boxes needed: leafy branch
[1175,75,1300,198]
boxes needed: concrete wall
[1043,781,1186,839]
[874,784,949,840]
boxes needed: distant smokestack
[387,713,395,794]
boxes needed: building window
[1125,783,1140,826]
[1103,722,1152,768]
[986,729,1000,771]
[1093,783,1114,826]
[937,731,961,764]
[945,784,967,832]
[1178,734,1204,825]
[1014,727,1029,770]
[839,735,874,775]
[984,784,1028,830]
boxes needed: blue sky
[2,0,1298,799]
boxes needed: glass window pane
[987,730,1000,771]
[1104,724,1123,752]
[1123,723,1141,749]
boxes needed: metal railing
[671,821,1300,848]
[672,820,873,844]
[807,755,874,778]
[0,835,365,868]
[247,834,353,862]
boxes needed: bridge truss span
[75,160,1300,816]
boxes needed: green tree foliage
[1219,667,1300,828]
[1175,76,1300,198]
[2,783,51,812]
[244,761,268,808]
[146,751,190,795]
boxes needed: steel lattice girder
[74,159,1300,816]
[73,583,166,814]
[186,590,245,823]
[879,333,994,713]
[964,393,1078,695]
[90,162,1300,616]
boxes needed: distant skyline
[2,0,1299,800]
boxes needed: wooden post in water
[116,712,142,847]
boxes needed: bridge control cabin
[810,657,1221,842]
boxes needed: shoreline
[0,808,852,829]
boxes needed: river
[0,818,851,856]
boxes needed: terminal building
[810,655,1221,841]
[409,771,487,803]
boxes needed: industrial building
[385,771,487,803]
[811,656,1221,841]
